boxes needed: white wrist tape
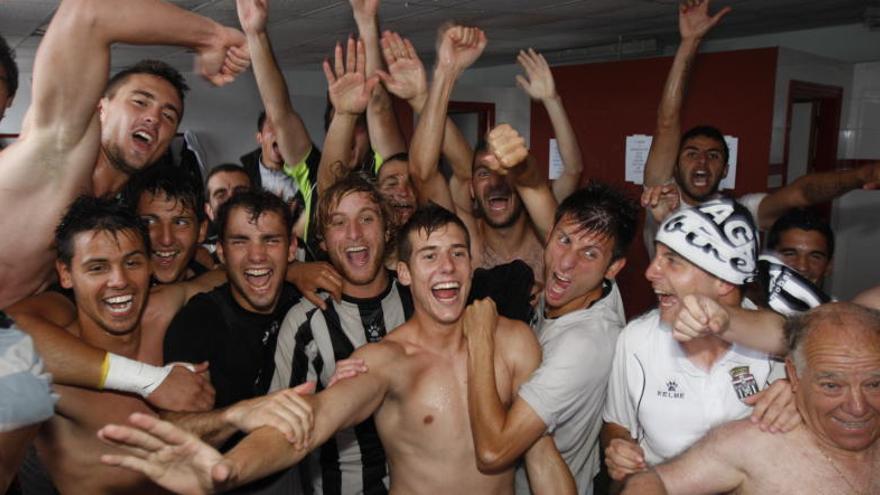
[102,353,174,398]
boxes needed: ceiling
[1,0,874,72]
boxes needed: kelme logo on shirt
[658,379,685,399]
[730,366,760,400]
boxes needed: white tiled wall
[844,62,880,159]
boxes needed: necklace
[815,442,866,495]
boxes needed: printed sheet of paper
[624,134,739,190]
[548,138,564,180]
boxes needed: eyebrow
[132,89,181,118]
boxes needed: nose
[645,252,663,282]
[558,247,578,272]
[439,251,456,274]
[247,241,269,262]
[842,387,868,417]
[107,264,129,289]
[345,220,363,241]
[789,253,809,276]
[157,222,173,247]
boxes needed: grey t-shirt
[0,313,56,432]
[515,281,626,495]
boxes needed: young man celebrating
[464,183,637,495]
[602,199,799,485]
[99,204,574,494]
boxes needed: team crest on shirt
[730,366,760,400]
[658,379,685,399]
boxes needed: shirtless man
[642,0,880,248]
[98,204,575,494]
[408,25,556,283]
[621,302,880,494]
[0,0,248,310]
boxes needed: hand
[859,161,880,190]
[605,438,647,481]
[236,0,268,36]
[462,298,498,341]
[324,37,380,116]
[641,182,681,222]
[196,27,251,87]
[349,0,380,24]
[287,261,343,310]
[223,382,316,448]
[486,124,529,174]
[377,31,428,107]
[672,294,730,342]
[147,362,215,412]
[515,49,556,101]
[679,0,731,42]
[99,412,232,494]
[435,25,487,75]
[327,358,368,388]
[745,379,802,433]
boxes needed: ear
[216,242,227,266]
[720,162,730,180]
[287,236,298,263]
[255,131,263,145]
[205,203,214,222]
[98,98,109,122]
[397,260,412,287]
[197,219,209,244]
[785,358,800,391]
[56,260,74,289]
[604,257,627,280]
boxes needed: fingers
[327,359,368,387]
[710,6,733,26]
[345,37,357,74]
[488,124,528,168]
[380,35,397,66]
[302,289,328,311]
[101,453,165,479]
[605,439,647,481]
[322,59,337,85]
[748,380,797,433]
[334,42,345,79]
[514,74,531,94]
[98,422,167,453]
[292,381,317,395]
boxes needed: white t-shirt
[643,192,766,258]
[603,302,784,465]
[515,281,626,495]
[259,159,299,203]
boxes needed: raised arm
[237,0,313,166]
[642,0,730,187]
[408,25,486,212]
[672,294,787,355]
[485,124,557,239]
[350,0,407,160]
[756,161,880,229]
[516,48,583,201]
[316,38,379,194]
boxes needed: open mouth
[431,281,461,302]
[152,250,179,265]
[487,194,510,211]
[654,289,678,308]
[132,130,154,145]
[345,246,370,266]
[244,268,273,288]
[691,169,709,187]
[104,294,134,315]
[546,272,571,299]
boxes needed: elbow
[475,444,513,474]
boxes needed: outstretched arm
[756,161,880,230]
[350,0,407,160]
[671,294,787,355]
[642,0,730,187]
[238,0,313,166]
[316,38,379,194]
[408,25,486,212]
[516,48,583,201]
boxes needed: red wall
[529,47,779,318]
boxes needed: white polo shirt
[603,302,783,465]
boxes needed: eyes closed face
[398,223,472,325]
[138,191,203,284]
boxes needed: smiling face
[377,160,416,227]
[646,243,728,324]
[137,191,205,284]
[217,207,295,314]
[775,228,832,286]
[99,74,182,175]
[673,135,728,204]
[398,223,472,325]
[57,229,150,336]
[788,316,880,453]
[471,150,524,229]
[543,214,625,318]
[321,191,388,298]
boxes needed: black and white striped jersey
[270,274,413,495]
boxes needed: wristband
[102,353,174,398]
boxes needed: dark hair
[216,190,294,242]
[315,172,392,244]
[205,163,251,192]
[383,152,409,166]
[257,111,268,132]
[397,203,470,263]
[553,181,638,260]
[55,196,150,265]
[766,208,835,258]
[681,125,729,164]
[104,60,189,116]
[0,35,18,98]
[122,164,206,223]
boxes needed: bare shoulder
[352,336,410,371]
[692,417,793,465]
[7,291,77,326]
[495,316,539,349]
[854,285,880,310]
